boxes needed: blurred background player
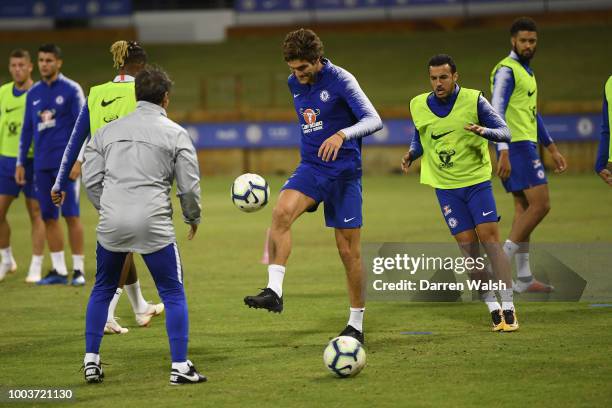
[401,54,518,331]
[0,49,45,283]
[52,41,163,334]
[81,66,205,385]
[243,29,383,344]
[595,75,612,186]
[490,17,567,293]
[15,43,85,286]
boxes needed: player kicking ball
[402,54,518,332]
[244,29,383,344]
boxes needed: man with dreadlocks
[52,41,164,335]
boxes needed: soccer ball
[323,336,366,378]
[231,173,270,212]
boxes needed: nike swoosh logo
[101,96,124,107]
[528,90,536,97]
[5,107,19,113]
[482,211,494,216]
[174,371,200,382]
[344,217,356,223]
[293,94,300,98]
[431,130,454,140]
[33,99,41,106]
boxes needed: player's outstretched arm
[175,128,202,227]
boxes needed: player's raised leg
[244,188,316,312]
[142,243,206,385]
[335,227,365,343]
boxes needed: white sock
[50,251,68,276]
[483,291,501,313]
[500,288,514,310]
[266,264,285,298]
[124,280,149,314]
[172,361,189,373]
[348,307,365,332]
[107,288,123,321]
[503,240,519,260]
[29,255,44,275]
[73,254,84,272]
[515,252,532,281]
[0,247,12,265]
[84,353,100,365]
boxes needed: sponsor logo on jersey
[299,108,323,133]
[37,109,56,131]
[8,121,20,135]
[436,147,456,169]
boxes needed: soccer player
[81,66,205,384]
[490,17,567,292]
[16,44,86,286]
[244,29,383,344]
[401,54,518,331]
[52,41,163,335]
[0,49,45,283]
[595,75,612,186]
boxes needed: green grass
[1,22,611,112]
[0,173,611,407]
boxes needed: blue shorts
[281,163,362,229]
[502,141,548,193]
[0,156,35,198]
[435,180,499,235]
[34,168,80,220]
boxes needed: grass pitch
[0,173,611,407]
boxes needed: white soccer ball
[323,336,366,378]
[231,173,270,213]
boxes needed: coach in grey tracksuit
[80,66,207,384]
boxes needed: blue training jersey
[18,73,84,171]
[289,58,382,179]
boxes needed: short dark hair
[135,65,173,105]
[9,49,31,61]
[282,28,324,63]
[510,17,537,36]
[38,43,62,59]
[428,54,457,74]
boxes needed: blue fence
[183,113,603,150]
[0,0,131,18]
